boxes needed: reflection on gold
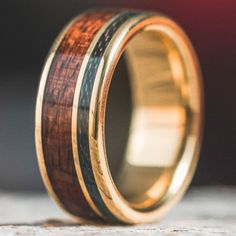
[126,106,186,167]
[108,25,201,211]
[88,14,203,223]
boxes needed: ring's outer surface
[35,9,203,224]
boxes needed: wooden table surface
[0,187,235,235]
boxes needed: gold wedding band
[35,9,203,224]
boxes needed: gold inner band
[106,25,200,210]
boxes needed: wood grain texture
[41,11,116,218]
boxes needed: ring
[35,9,203,224]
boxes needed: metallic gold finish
[85,14,203,223]
[36,10,203,224]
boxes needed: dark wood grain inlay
[41,11,116,218]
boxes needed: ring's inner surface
[106,26,193,210]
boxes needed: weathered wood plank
[0,187,235,235]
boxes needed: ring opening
[105,25,199,210]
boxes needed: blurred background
[0,0,235,191]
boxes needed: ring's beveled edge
[91,15,203,223]
[35,10,119,220]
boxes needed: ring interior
[106,25,199,210]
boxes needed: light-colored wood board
[0,186,235,235]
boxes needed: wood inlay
[41,11,116,218]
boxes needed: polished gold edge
[35,14,86,220]
[71,13,124,219]
[90,15,203,223]
[157,17,203,217]
[89,14,155,223]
